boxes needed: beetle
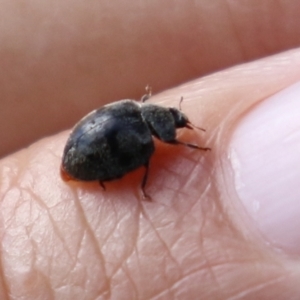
[61,92,210,199]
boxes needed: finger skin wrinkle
[139,203,182,273]
[23,187,75,261]
[71,193,110,298]
[107,202,181,298]
[116,264,140,299]
[139,204,181,297]
[149,268,219,300]
[0,186,76,298]
[0,158,20,197]
[227,274,286,300]
[97,199,141,283]
[108,200,186,299]
[23,188,85,293]
[149,258,279,300]
[99,199,139,260]
[0,139,112,298]
[0,254,9,300]
[0,159,23,300]
[98,202,120,252]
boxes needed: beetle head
[168,107,206,132]
[168,107,190,128]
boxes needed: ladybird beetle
[61,92,210,199]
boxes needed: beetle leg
[99,181,106,191]
[170,140,211,151]
[141,161,151,200]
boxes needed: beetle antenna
[187,121,206,132]
[179,96,183,111]
[179,97,206,132]
[141,85,152,102]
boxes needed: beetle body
[62,100,154,182]
[61,99,209,198]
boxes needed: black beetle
[61,93,210,199]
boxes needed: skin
[0,0,300,299]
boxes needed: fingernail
[230,82,300,254]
